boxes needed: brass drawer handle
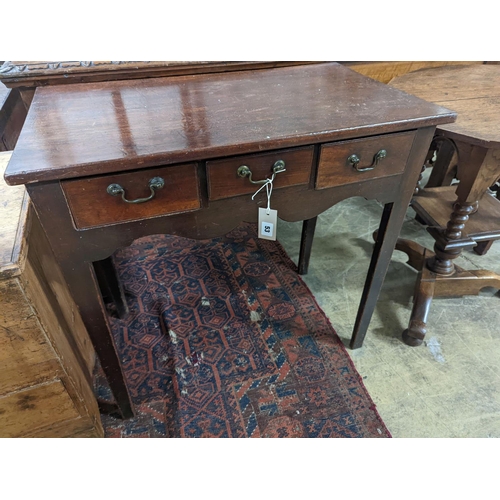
[348,149,387,172]
[106,177,165,204]
[237,160,286,184]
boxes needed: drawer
[62,163,200,229]
[316,131,417,190]
[207,146,314,201]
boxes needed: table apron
[28,173,405,263]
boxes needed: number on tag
[258,207,278,241]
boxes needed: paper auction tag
[258,207,278,241]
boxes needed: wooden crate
[0,151,103,437]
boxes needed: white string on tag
[251,172,275,215]
[252,173,278,240]
[265,179,273,215]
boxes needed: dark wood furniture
[2,61,481,88]
[0,61,318,88]
[389,64,500,346]
[1,61,476,274]
[0,61,318,285]
[0,82,28,151]
[4,63,455,417]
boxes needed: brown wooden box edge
[0,151,103,438]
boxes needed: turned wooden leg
[402,271,435,346]
[298,216,317,275]
[392,241,437,346]
[427,201,477,275]
[94,256,129,319]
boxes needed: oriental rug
[94,223,390,438]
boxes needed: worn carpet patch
[94,223,390,438]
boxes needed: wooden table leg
[427,143,494,275]
[425,136,458,188]
[27,183,134,418]
[298,216,317,275]
[395,142,500,346]
[349,126,436,349]
[60,260,134,418]
[350,203,394,348]
[94,256,129,319]
[351,201,421,348]
[402,266,435,346]
[393,234,500,346]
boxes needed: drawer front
[62,163,200,229]
[316,131,417,190]
[207,146,314,201]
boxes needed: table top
[5,62,455,186]
[390,64,500,148]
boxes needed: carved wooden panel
[0,61,316,88]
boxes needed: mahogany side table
[389,64,500,346]
[4,63,455,417]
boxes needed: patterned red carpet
[94,223,390,438]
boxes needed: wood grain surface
[0,152,28,277]
[412,186,500,240]
[5,62,455,185]
[62,163,200,229]
[5,62,458,413]
[1,151,102,436]
[316,131,416,189]
[347,61,480,84]
[0,381,79,437]
[22,213,99,412]
[21,415,103,437]
[207,146,313,200]
[0,61,317,87]
[0,278,61,395]
[390,65,500,147]
[0,86,28,151]
[0,60,477,87]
